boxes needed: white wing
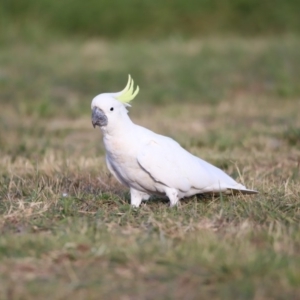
[138,139,191,192]
[137,135,256,194]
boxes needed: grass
[0,35,300,299]
[2,0,300,37]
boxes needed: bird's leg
[130,188,149,207]
[165,188,179,207]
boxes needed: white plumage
[91,76,257,207]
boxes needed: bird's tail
[225,188,258,195]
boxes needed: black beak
[92,107,108,128]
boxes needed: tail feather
[199,187,258,196]
[225,188,258,195]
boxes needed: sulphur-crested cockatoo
[91,75,257,207]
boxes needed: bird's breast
[103,136,163,193]
[104,135,140,175]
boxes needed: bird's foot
[130,188,150,208]
[165,188,180,207]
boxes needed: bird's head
[91,75,139,129]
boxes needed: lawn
[0,36,300,299]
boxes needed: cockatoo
[91,75,257,207]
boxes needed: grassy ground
[0,36,300,299]
[2,0,300,37]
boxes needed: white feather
[91,86,257,207]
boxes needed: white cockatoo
[91,75,257,207]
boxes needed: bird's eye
[110,107,114,111]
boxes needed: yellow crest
[114,74,139,104]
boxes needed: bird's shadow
[122,191,230,207]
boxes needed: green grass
[2,0,300,37]
[0,35,300,299]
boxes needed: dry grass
[0,36,300,299]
